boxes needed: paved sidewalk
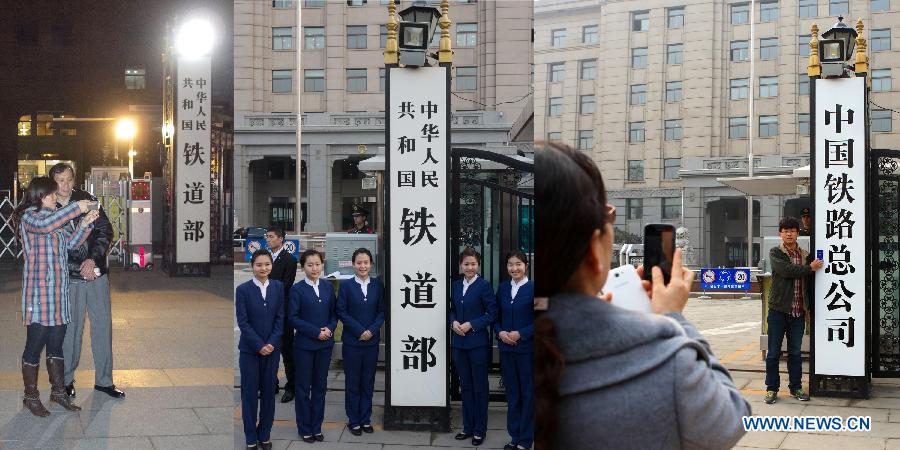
[0,263,234,449]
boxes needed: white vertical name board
[814,76,866,376]
[175,56,211,263]
[388,67,448,407]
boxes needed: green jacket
[768,244,814,315]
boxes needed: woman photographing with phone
[533,143,750,450]
[12,177,99,417]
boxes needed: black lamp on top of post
[397,1,441,67]
[819,16,858,78]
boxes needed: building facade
[234,0,533,232]
[535,0,900,267]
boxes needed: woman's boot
[22,360,50,417]
[47,357,81,411]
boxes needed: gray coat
[545,293,751,450]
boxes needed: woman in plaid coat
[12,177,99,417]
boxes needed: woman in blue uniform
[496,251,534,450]
[450,247,497,446]
[289,249,337,443]
[236,249,284,450]
[336,248,385,435]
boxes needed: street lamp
[819,16,857,78]
[175,18,215,57]
[398,1,441,67]
[115,118,137,178]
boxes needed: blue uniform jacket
[288,279,338,350]
[236,279,285,354]
[495,280,535,354]
[336,277,386,347]
[449,276,498,349]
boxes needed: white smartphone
[602,265,652,313]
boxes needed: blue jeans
[765,310,805,392]
[23,323,67,364]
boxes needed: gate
[448,147,534,401]
[871,149,900,376]
[0,189,22,266]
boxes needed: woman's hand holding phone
[647,248,695,315]
[79,210,100,228]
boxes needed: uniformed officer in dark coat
[799,208,812,236]
[347,206,374,234]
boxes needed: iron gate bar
[871,149,900,377]
[457,178,536,198]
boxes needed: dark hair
[250,249,273,266]
[779,217,801,232]
[352,247,373,264]
[459,247,481,264]
[266,227,285,239]
[12,177,60,244]
[48,163,75,179]
[505,250,529,267]
[534,141,610,450]
[300,249,323,266]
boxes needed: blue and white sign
[244,239,300,261]
[700,268,751,291]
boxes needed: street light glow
[115,118,137,140]
[175,18,215,57]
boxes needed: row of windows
[271,67,478,93]
[274,0,475,8]
[294,23,477,50]
[621,196,683,220]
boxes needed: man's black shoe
[361,425,374,434]
[301,435,315,443]
[349,426,362,436]
[504,444,517,450]
[455,433,472,440]
[281,389,295,403]
[65,383,76,398]
[94,385,125,398]
[314,434,324,442]
[259,441,273,450]
[472,436,485,446]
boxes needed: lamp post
[115,118,137,178]
[819,16,858,78]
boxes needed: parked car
[233,227,267,248]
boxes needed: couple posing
[13,163,125,416]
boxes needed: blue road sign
[244,239,300,262]
[699,268,751,291]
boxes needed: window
[304,69,324,92]
[731,3,749,24]
[580,59,597,80]
[380,25,387,48]
[273,70,292,93]
[456,67,477,90]
[799,113,810,135]
[760,37,778,59]
[347,26,367,49]
[662,198,681,220]
[633,11,650,31]
[760,0,778,22]
[273,27,293,50]
[759,76,778,97]
[665,119,683,140]
[873,69,892,92]
[346,69,367,92]
[627,198,643,219]
[305,0,324,6]
[456,23,477,47]
[579,94,595,114]
[799,0,817,17]
[630,84,646,105]
[872,29,891,51]
[731,41,748,61]
[872,109,892,132]
[664,158,681,179]
[548,132,562,141]
[582,25,598,43]
[18,116,31,136]
[629,122,645,143]
[632,47,648,68]
[578,130,593,150]
[729,116,748,138]
[379,68,386,91]
[431,28,441,47]
[305,27,325,49]
[548,97,563,117]
[125,68,145,90]
[627,160,645,181]
[872,0,890,12]
[273,0,293,7]
[551,29,566,47]
[829,0,848,14]
[549,63,565,82]
[799,34,811,57]
[730,78,749,99]
[799,75,809,94]
[759,115,778,137]
[347,0,366,5]
[667,7,684,28]
[666,81,683,102]
[667,44,683,65]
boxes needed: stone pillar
[306,144,332,232]
[232,147,255,230]
[683,187,704,266]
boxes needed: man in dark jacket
[50,163,125,399]
[265,227,298,403]
[764,216,823,405]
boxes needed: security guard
[799,208,812,236]
[347,206,374,234]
